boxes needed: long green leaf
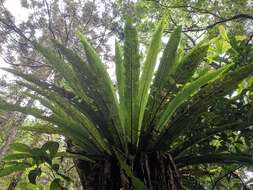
[79,34,127,148]
[10,143,31,153]
[0,99,46,119]
[137,19,166,144]
[33,42,92,104]
[51,41,111,140]
[151,26,182,94]
[156,64,232,131]
[115,41,125,105]
[54,39,126,151]
[15,81,98,148]
[123,18,141,145]
[19,124,61,135]
[173,43,210,87]
[140,26,182,147]
[23,82,110,154]
[2,67,109,154]
[160,43,210,105]
[1,81,102,154]
[157,63,253,150]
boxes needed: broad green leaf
[148,42,210,137]
[41,141,59,158]
[77,35,114,91]
[0,163,30,177]
[235,35,246,41]
[43,152,53,166]
[115,41,127,139]
[3,153,32,160]
[30,148,44,165]
[50,179,63,190]
[10,143,31,153]
[28,168,42,185]
[153,26,182,91]
[215,37,231,53]
[218,25,229,41]
[52,164,60,172]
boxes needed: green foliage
[138,18,166,135]
[41,141,59,159]
[10,143,32,153]
[28,168,41,184]
[3,153,32,160]
[156,64,231,132]
[50,178,66,190]
[0,141,71,188]
[19,124,61,134]
[0,163,30,177]
[115,41,125,105]
[123,18,141,144]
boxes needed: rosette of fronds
[1,18,253,189]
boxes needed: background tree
[119,0,253,48]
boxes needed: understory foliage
[0,17,253,189]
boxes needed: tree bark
[6,172,23,190]
[74,152,181,190]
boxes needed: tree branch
[157,2,221,18]
[182,14,253,32]
[43,0,56,39]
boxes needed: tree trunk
[74,152,181,190]
[7,172,23,190]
